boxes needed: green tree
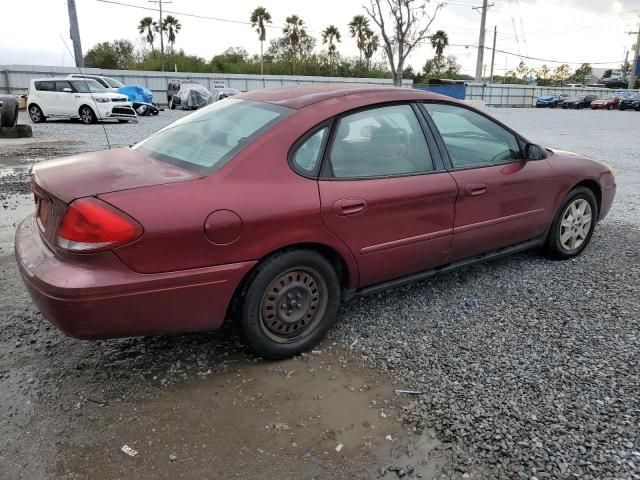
[250,6,272,75]
[363,30,380,70]
[573,63,592,85]
[161,15,181,52]
[421,54,461,80]
[84,40,135,69]
[138,16,157,51]
[553,64,571,86]
[282,15,308,73]
[430,30,449,60]
[322,25,341,64]
[348,15,370,61]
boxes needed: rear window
[134,99,292,172]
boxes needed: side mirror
[63,88,73,93]
[525,143,544,161]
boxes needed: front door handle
[333,198,367,216]
[464,182,488,197]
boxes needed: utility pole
[628,24,640,89]
[67,0,83,67]
[623,50,629,82]
[490,26,497,84]
[149,0,171,71]
[473,0,492,82]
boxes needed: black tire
[0,97,18,127]
[79,105,97,124]
[28,104,46,123]
[169,97,176,110]
[544,186,598,260]
[608,105,613,110]
[237,249,341,359]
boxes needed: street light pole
[490,26,497,84]
[67,0,84,68]
[149,0,171,72]
[628,24,640,89]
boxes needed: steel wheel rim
[81,108,92,123]
[559,199,592,251]
[30,107,40,121]
[260,267,328,343]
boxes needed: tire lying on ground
[0,96,18,127]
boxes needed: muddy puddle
[55,346,447,479]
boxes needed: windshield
[70,79,107,93]
[105,77,124,88]
[134,99,292,172]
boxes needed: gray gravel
[1,107,639,479]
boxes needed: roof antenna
[59,34,112,149]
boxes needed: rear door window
[55,81,72,92]
[328,104,433,178]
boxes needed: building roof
[236,83,441,109]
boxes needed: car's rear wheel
[544,187,598,260]
[238,250,341,359]
[28,104,46,123]
[79,106,97,124]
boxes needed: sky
[1,0,639,77]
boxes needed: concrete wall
[0,65,412,103]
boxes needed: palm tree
[430,30,449,60]
[349,15,370,61]
[138,17,157,51]
[322,25,341,63]
[250,6,272,75]
[363,30,380,70]
[283,15,306,71]
[161,15,181,52]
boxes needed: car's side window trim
[318,101,446,181]
[418,101,539,172]
[287,120,334,179]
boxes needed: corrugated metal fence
[0,64,412,103]
[465,84,640,107]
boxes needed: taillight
[57,197,143,253]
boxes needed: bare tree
[364,0,444,86]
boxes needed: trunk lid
[32,147,201,204]
[31,148,201,252]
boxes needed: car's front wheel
[238,250,341,359]
[79,106,97,124]
[544,187,598,260]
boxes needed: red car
[590,96,621,110]
[15,85,616,359]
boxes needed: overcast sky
[1,0,639,76]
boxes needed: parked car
[598,78,628,89]
[15,85,616,359]
[168,80,239,109]
[618,95,640,111]
[117,85,159,116]
[535,94,569,108]
[590,96,621,110]
[27,78,137,124]
[67,74,125,92]
[561,95,599,109]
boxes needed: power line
[450,44,621,65]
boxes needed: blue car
[535,94,569,108]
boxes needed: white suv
[27,78,137,124]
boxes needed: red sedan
[590,96,621,110]
[15,85,616,359]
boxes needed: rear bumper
[15,216,256,339]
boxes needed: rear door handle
[333,198,367,216]
[464,182,488,197]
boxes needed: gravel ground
[1,107,639,479]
